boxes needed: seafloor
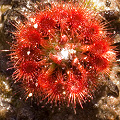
[0,0,120,120]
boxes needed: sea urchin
[9,0,116,109]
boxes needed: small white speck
[17,20,21,24]
[68,28,70,31]
[0,23,2,28]
[73,57,78,63]
[26,1,31,8]
[117,81,120,85]
[63,91,66,95]
[99,30,103,34]
[67,71,70,75]
[30,18,35,22]
[2,81,9,90]
[21,39,24,42]
[89,66,92,69]
[35,83,38,87]
[113,31,116,34]
[28,93,32,97]
[48,30,51,32]
[34,23,38,28]
[117,59,120,62]
[27,51,30,55]
[21,7,26,12]
[84,57,87,59]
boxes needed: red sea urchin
[9,0,116,109]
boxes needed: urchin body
[10,1,116,109]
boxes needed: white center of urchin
[61,48,69,60]
[60,48,76,60]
